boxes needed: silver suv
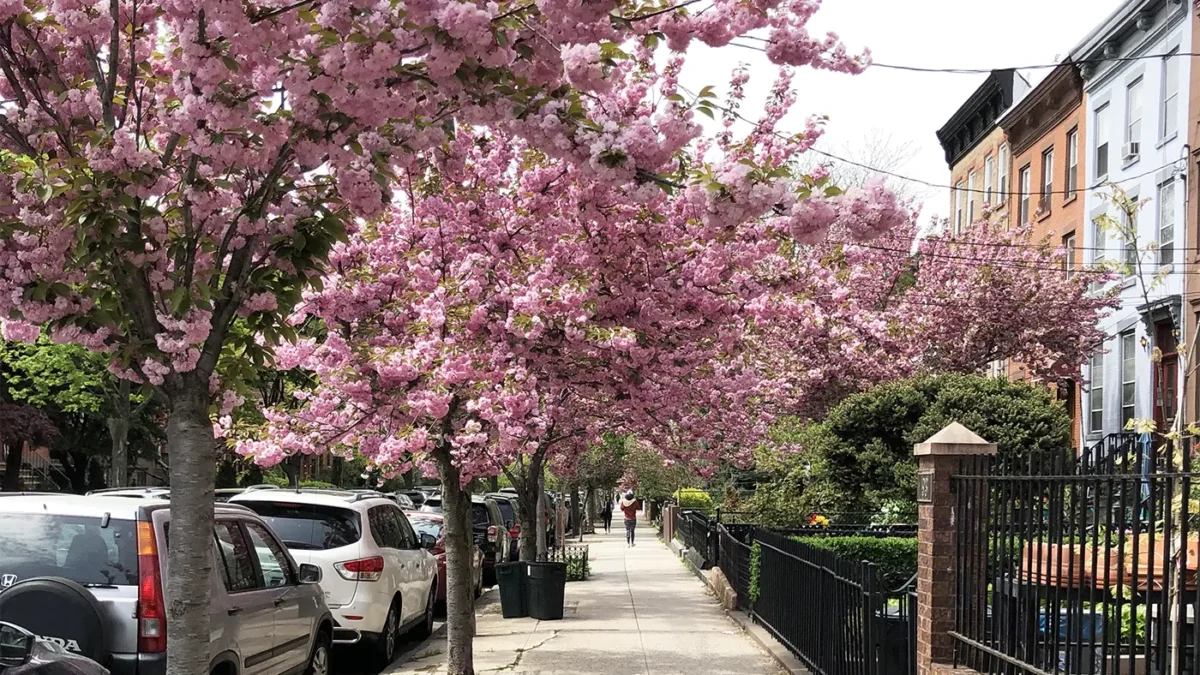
[0,494,333,675]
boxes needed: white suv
[230,489,437,666]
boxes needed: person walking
[601,498,614,533]
[619,491,641,547]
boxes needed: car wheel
[304,632,331,675]
[413,584,435,639]
[374,601,399,667]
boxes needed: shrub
[566,556,590,582]
[792,536,917,589]
[748,541,762,605]
[674,488,714,511]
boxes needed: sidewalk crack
[482,632,559,672]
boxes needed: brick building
[997,62,1088,448]
[1185,0,1200,429]
[935,69,1028,233]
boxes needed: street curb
[674,545,809,675]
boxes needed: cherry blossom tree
[0,0,871,671]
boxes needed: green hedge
[674,488,713,510]
[792,536,916,589]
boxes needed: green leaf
[221,55,241,73]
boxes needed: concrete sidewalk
[386,520,781,674]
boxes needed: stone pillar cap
[913,422,997,457]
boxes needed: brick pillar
[913,423,996,675]
[663,505,676,543]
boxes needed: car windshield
[408,517,443,540]
[421,499,443,513]
[238,502,360,550]
[491,500,515,527]
[0,515,138,587]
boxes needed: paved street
[383,521,781,675]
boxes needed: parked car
[386,493,415,510]
[473,497,511,585]
[404,513,483,609]
[0,493,332,675]
[418,497,443,513]
[394,490,426,507]
[81,487,169,499]
[213,484,280,503]
[0,621,109,675]
[230,489,437,666]
[484,494,520,560]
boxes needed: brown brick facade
[1185,2,1200,429]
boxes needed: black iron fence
[951,434,1199,675]
[676,509,717,567]
[753,528,916,675]
[718,524,753,611]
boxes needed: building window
[984,155,994,204]
[954,182,964,234]
[999,144,1009,198]
[1126,78,1142,152]
[1159,179,1175,266]
[1121,332,1136,430]
[1066,128,1079,199]
[1162,49,1179,139]
[1095,104,1110,178]
[1018,165,1031,224]
[1089,351,1104,433]
[1093,217,1107,264]
[1123,207,1138,272]
[1064,232,1076,279]
[1040,148,1054,213]
[967,170,976,224]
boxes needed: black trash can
[496,561,529,618]
[527,561,567,620]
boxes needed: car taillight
[487,525,498,543]
[136,521,166,654]
[334,556,384,581]
[510,524,520,538]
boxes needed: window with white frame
[1162,49,1179,139]
[1089,351,1104,433]
[1095,104,1110,178]
[1064,232,1076,279]
[1159,179,1175,266]
[1126,78,1143,150]
[967,170,976,224]
[1121,332,1136,429]
[954,182,963,233]
[1018,166,1031,224]
[999,144,1010,198]
[1123,206,1138,272]
[984,155,994,204]
[1066,128,1079,199]
[1093,217,1107,264]
[1040,148,1053,212]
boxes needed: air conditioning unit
[1123,142,1140,160]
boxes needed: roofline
[1068,0,1152,60]
[935,69,1017,142]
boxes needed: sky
[675,0,1128,223]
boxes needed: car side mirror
[0,623,35,668]
[298,564,322,585]
[420,533,437,550]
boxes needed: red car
[407,512,484,607]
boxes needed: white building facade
[1073,0,1190,444]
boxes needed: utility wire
[676,84,1185,197]
[732,38,1194,75]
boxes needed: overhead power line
[676,84,1184,197]
[732,38,1195,75]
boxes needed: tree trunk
[585,486,595,528]
[164,383,215,675]
[435,448,475,675]
[108,379,133,488]
[515,478,539,562]
[487,476,498,493]
[569,483,581,540]
[535,470,548,560]
[283,454,301,488]
[403,468,416,489]
[3,441,23,491]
